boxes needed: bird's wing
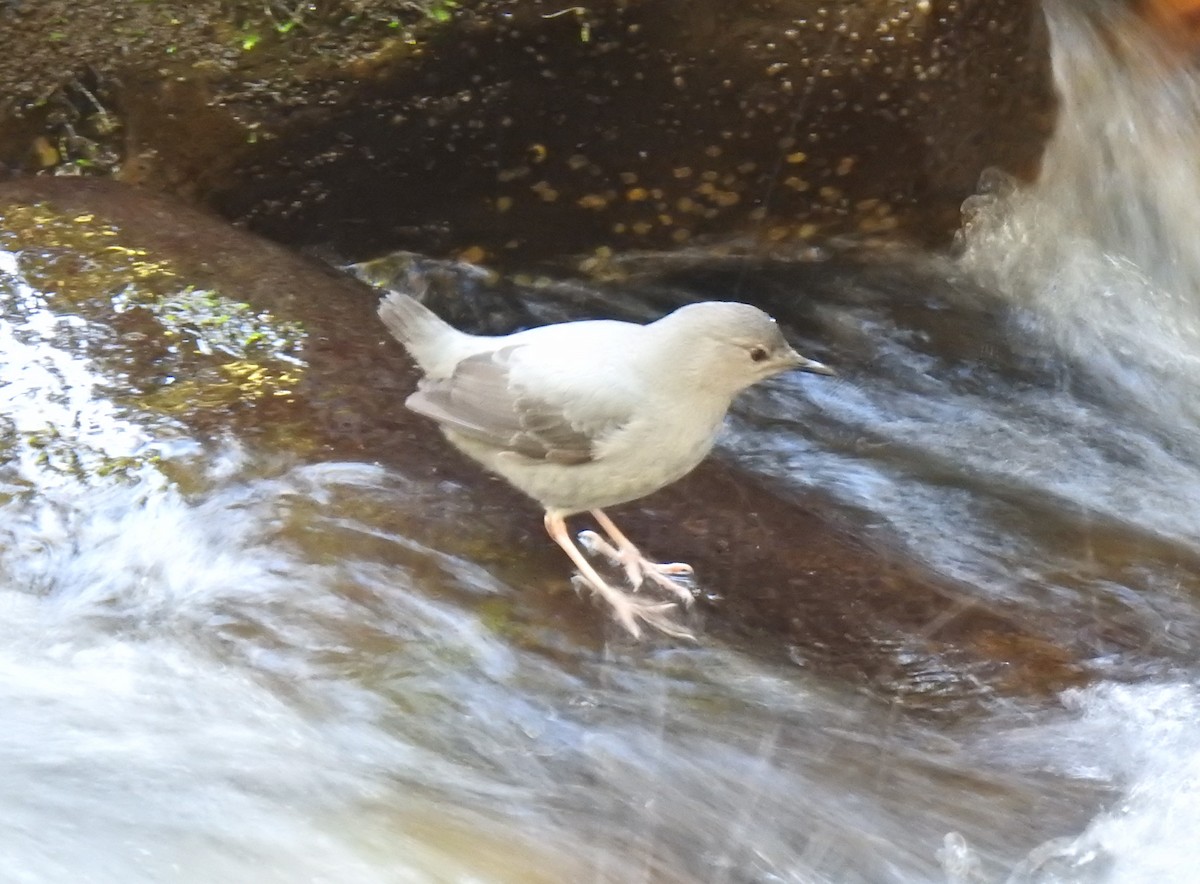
[405,345,632,465]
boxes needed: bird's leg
[544,512,691,639]
[576,509,695,606]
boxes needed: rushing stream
[2,3,1200,883]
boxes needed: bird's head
[653,301,833,395]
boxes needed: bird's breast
[596,394,727,476]
[443,388,732,515]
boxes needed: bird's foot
[577,530,696,606]
[570,575,694,640]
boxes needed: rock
[216,0,1057,259]
[0,1,1055,260]
[0,176,1088,708]
[1139,0,1200,49]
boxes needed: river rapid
[1,3,1198,882]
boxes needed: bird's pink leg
[577,509,695,606]
[544,511,690,639]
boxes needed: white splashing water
[943,681,1200,884]
[943,5,1200,881]
[0,245,581,881]
[959,2,1200,425]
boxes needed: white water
[718,3,1200,880]
[943,6,1200,878]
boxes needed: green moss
[116,285,305,362]
[0,201,309,422]
[476,596,522,639]
[425,1,457,24]
[18,424,162,485]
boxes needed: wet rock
[216,0,1056,260]
[0,175,417,459]
[0,3,459,186]
[1139,0,1200,49]
[0,1,1054,261]
[0,177,1089,709]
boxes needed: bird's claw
[640,565,697,606]
[657,562,694,576]
[577,530,608,558]
[571,574,693,640]
[577,529,696,606]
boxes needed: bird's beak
[784,348,835,376]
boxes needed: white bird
[378,291,833,638]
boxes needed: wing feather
[405,346,629,464]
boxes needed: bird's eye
[749,346,769,363]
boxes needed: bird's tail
[377,290,465,374]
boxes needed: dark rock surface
[0,176,1087,708]
[1,1,1055,261]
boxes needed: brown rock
[0,1,1055,260]
[0,176,1089,708]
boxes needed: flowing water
[3,3,1200,882]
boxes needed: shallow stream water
[2,4,1199,882]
